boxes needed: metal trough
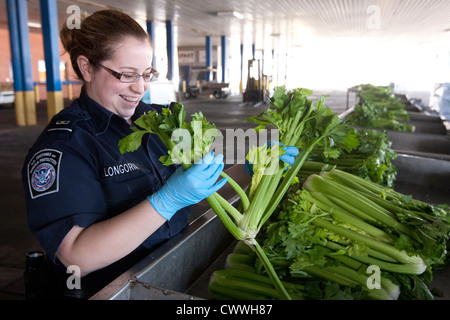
[344,109,450,160]
[388,131,450,160]
[407,111,443,123]
[392,154,450,205]
[90,164,250,300]
[400,111,447,135]
[391,112,450,157]
[404,119,447,135]
[90,208,234,300]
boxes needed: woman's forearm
[56,199,167,277]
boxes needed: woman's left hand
[244,141,299,175]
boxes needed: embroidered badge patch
[27,149,62,199]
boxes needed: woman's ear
[76,55,93,82]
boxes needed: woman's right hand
[148,152,227,220]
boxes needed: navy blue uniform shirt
[22,89,190,288]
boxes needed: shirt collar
[78,87,148,135]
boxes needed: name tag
[103,163,141,177]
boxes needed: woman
[22,9,227,297]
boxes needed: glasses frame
[99,64,159,83]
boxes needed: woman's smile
[119,94,140,104]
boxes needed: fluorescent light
[217,10,244,19]
[232,11,244,19]
[28,22,42,28]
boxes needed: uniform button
[163,175,168,180]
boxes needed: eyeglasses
[99,64,159,83]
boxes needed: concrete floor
[0,88,375,300]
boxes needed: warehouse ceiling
[1,0,450,50]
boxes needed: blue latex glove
[148,152,228,220]
[244,142,299,175]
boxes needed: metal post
[6,0,36,125]
[68,83,73,100]
[221,35,226,83]
[166,20,174,81]
[205,36,212,82]
[146,20,156,103]
[239,44,244,93]
[34,82,39,103]
[16,0,36,125]
[146,20,156,69]
[40,0,63,121]
[6,0,25,125]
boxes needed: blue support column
[40,0,63,121]
[143,20,156,104]
[166,20,174,81]
[6,0,36,126]
[16,0,33,93]
[6,0,25,125]
[221,35,227,83]
[262,49,265,75]
[205,36,212,81]
[146,20,156,69]
[240,44,244,93]
[272,49,275,88]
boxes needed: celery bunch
[346,84,414,132]
[209,242,306,300]
[306,128,398,187]
[209,241,396,300]
[260,168,450,299]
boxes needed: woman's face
[85,37,154,122]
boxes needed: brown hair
[60,9,151,81]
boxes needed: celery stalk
[304,191,394,243]
[247,240,293,300]
[220,171,249,211]
[304,175,418,239]
[291,250,400,300]
[258,142,319,230]
[325,242,425,274]
[291,265,358,287]
[210,272,281,299]
[312,217,426,272]
[209,269,305,300]
[225,253,257,272]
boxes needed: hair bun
[59,9,150,82]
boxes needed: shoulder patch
[27,149,62,199]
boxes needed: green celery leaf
[118,130,147,154]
